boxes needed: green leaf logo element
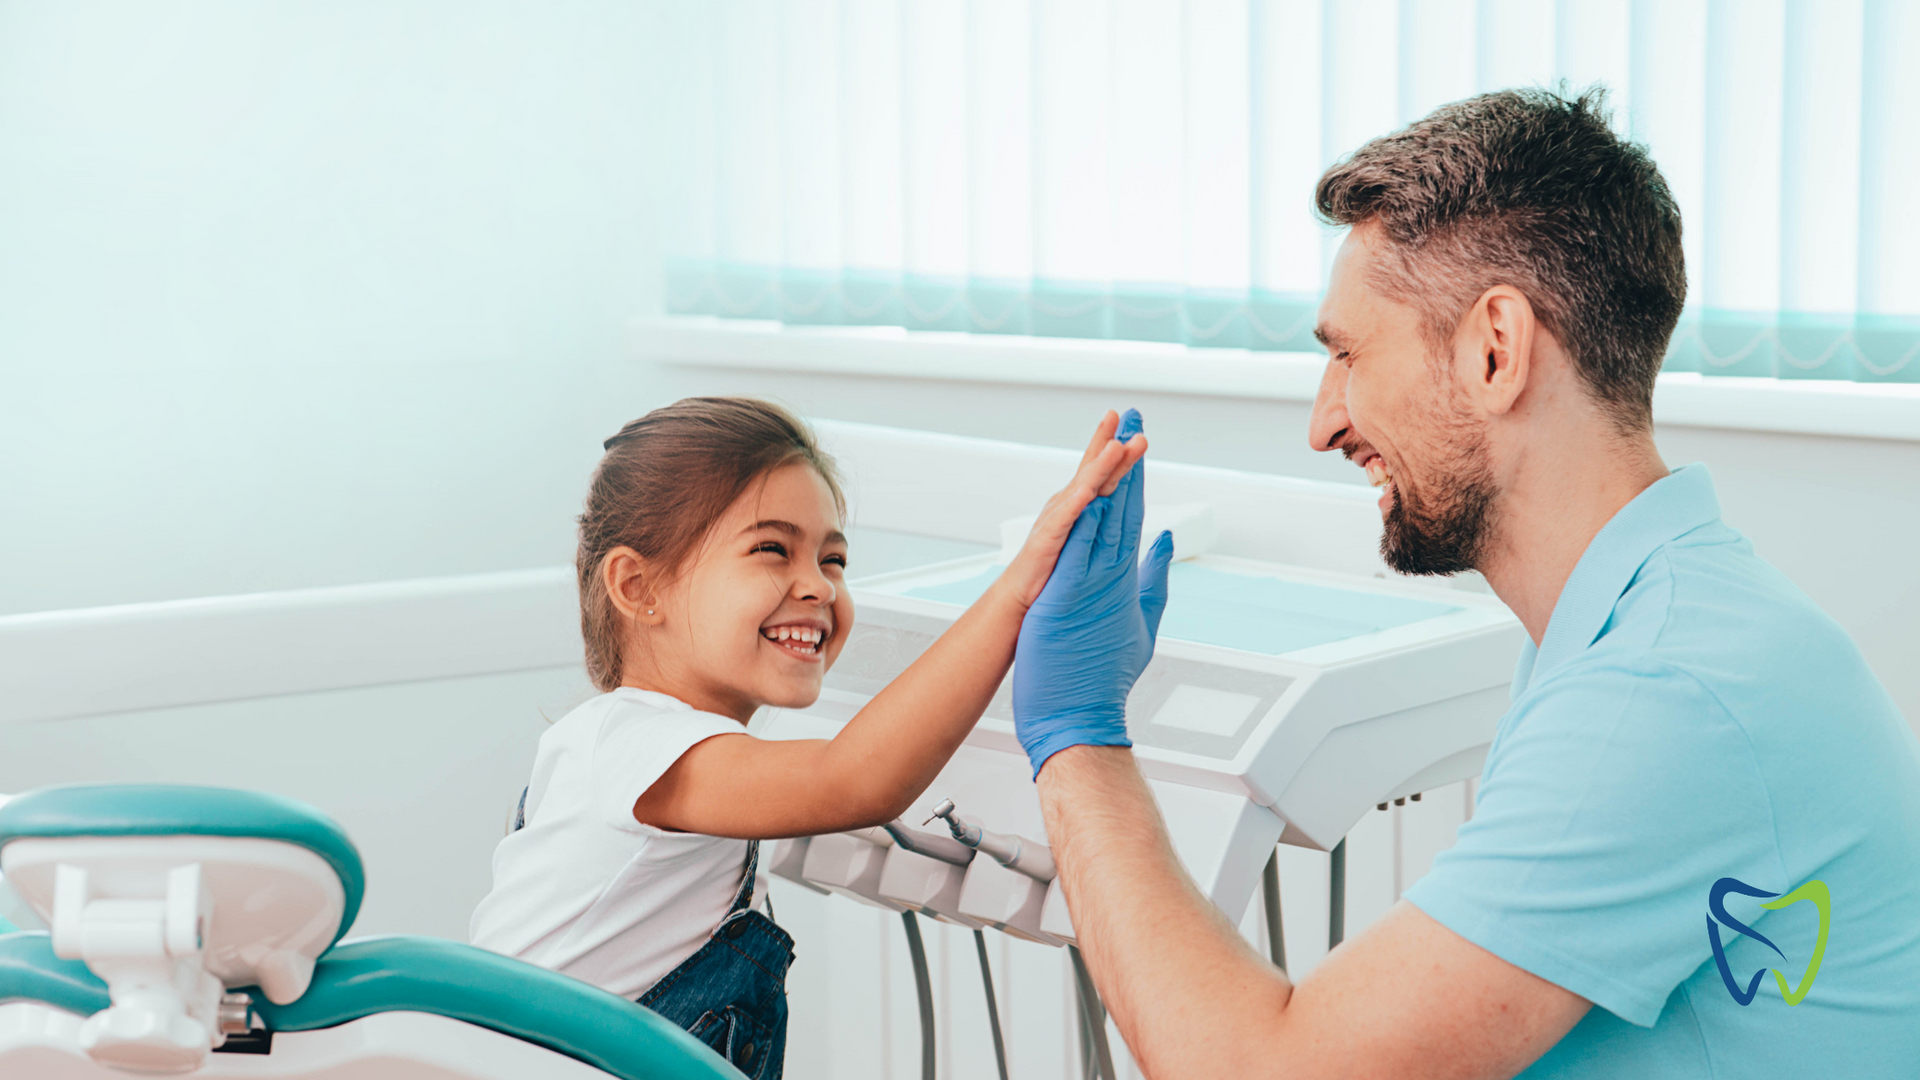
[1759,880,1830,1006]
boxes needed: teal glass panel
[714,264,779,320]
[904,563,1461,655]
[900,565,1002,606]
[966,280,1031,335]
[1182,289,1249,349]
[1111,283,1184,344]
[1247,290,1320,352]
[778,266,846,325]
[667,260,1907,385]
[1661,311,1703,374]
[1855,314,1920,383]
[1775,312,1857,380]
[841,266,902,326]
[1031,279,1111,339]
[902,273,968,332]
[1697,311,1778,378]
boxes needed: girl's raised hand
[997,409,1149,611]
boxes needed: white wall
[0,0,669,613]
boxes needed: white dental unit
[0,420,1523,1080]
[762,423,1523,951]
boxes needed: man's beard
[1380,406,1497,577]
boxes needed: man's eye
[752,541,788,557]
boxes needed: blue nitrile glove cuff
[1019,712,1132,779]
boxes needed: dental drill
[881,819,977,867]
[924,798,1056,883]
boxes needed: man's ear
[1459,285,1534,416]
[603,546,664,626]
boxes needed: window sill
[633,317,1920,442]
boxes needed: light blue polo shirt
[1405,464,1920,1077]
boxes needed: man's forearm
[1038,745,1294,1079]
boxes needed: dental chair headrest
[0,784,365,948]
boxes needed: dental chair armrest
[246,936,744,1080]
[0,932,109,1017]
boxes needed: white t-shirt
[469,688,760,1000]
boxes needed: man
[1010,89,1920,1078]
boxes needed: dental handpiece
[925,798,1057,883]
[882,820,977,867]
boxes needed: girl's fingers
[1076,411,1122,472]
[1096,435,1148,497]
[1067,438,1129,506]
[1026,440,1127,555]
[1021,417,1145,561]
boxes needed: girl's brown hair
[577,397,846,691]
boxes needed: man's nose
[1307,358,1352,453]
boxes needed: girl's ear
[603,546,665,625]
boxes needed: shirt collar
[1513,463,1722,696]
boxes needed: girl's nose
[792,563,836,605]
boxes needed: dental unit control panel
[764,422,1526,947]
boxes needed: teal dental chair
[0,784,745,1079]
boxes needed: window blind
[659,0,1919,382]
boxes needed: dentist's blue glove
[1012,409,1174,778]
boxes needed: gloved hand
[1012,409,1174,778]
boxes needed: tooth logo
[1707,877,1831,1006]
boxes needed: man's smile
[1344,444,1396,509]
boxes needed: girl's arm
[635,412,1148,838]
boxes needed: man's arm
[1039,746,1591,1080]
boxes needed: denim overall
[640,841,794,1078]
[512,789,794,1078]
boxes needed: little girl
[470,397,1146,1077]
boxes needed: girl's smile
[760,618,832,659]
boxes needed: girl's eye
[752,541,788,558]
[822,553,848,569]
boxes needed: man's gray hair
[1316,87,1686,431]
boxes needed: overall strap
[726,840,760,917]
